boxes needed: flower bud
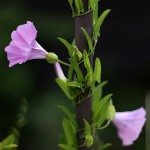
[46,52,58,64]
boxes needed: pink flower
[54,62,66,80]
[5,21,48,67]
[113,107,146,146]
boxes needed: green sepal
[94,57,101,83]
[73,46,83,61]
[93,81,108,110]
[62,118,77,146]
[46,52,58,64]
[58,144,77,150]
[93,9,111,42]
[55,78,73,100]
[81,27,94,54]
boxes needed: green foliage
[56,78,73,100]
[0,135,17,150]
[68,0,75,15]
[81,27,94,54]
[62,118,77,147]
[93,81,108,110]
[98,143,112,150]
[84,119,93,148]
[106,103,116,121]
[93,0,99,24]
[58,144,77,150]
[93,94,113,127]
[58,37,74,58]
[69,58,84,83]
[58,105,77,127]
[75,0,84,14]
[94,57,101,83]
[93,9,111,43]
[83,50,93,88]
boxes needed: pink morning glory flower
[5,21,48,67]
[54,62,66,80]
[113,107,146,146]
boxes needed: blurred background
[0,0,149,150]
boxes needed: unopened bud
[46,52,58,64]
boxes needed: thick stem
[75,1,93,150]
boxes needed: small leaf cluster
[0,135,17,150]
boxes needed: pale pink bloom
[5,21,48,67]
[113,107,146,146]
[54,62,66,80]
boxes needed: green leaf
[92,81,108,110]
[93,94,112,122]
[78,0,84,13]
[58,105,77,127]
[88,0,95,9]
[2,135,15,147]
[94,57,101,83]
[3,144,18,149]
[63,118,77,146]
[81,27,94,54]
[75,0,80,14]
[97,101,111,127]
[93,9,111,41]
[68,0,75,15]
[93,0,99,24]
[98,143,112,150]
[69,59,84,83]
[84,119,93,148]
[84,119,91,136]
[58,144,77,150]
[55,78,73,100]
[68,81,82,89]
[58,37,74,58]
[83,51,93,86]
[0,143,2,150]
[68,66,74,81]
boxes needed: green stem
[57,59,70,67]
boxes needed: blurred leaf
[68,0,75,15]
[2,135,15,147]
[98,143,112,150]
[94,57,101,83]
[56,78,73,100]
[63,118,77,146]
[58,144,77,150]
[58,105,77,127]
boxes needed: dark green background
[0,0,149,150]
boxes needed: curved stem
[57,59,70,67]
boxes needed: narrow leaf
[58,144,77,150]
[58,37,74,58]
[93,0,99,24]
[93,81,108,110]
[88,0,95,9]
[79,0,84,12]
[98,143,112,150]
[94,57,101,83]
[58,105,77,127]
[69,59,84,83]
[55,78,73,100]
[75,0,80,14]
[93,9,111,40]
[68,0,75,15]
[93,94,112,121]
[81,27,94,53]
[68,66,74,81]
[63,118,76,146]
[3,144,18,149]
[67,81,82,89]
[84,119,91,136]
[2,135,15,147]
